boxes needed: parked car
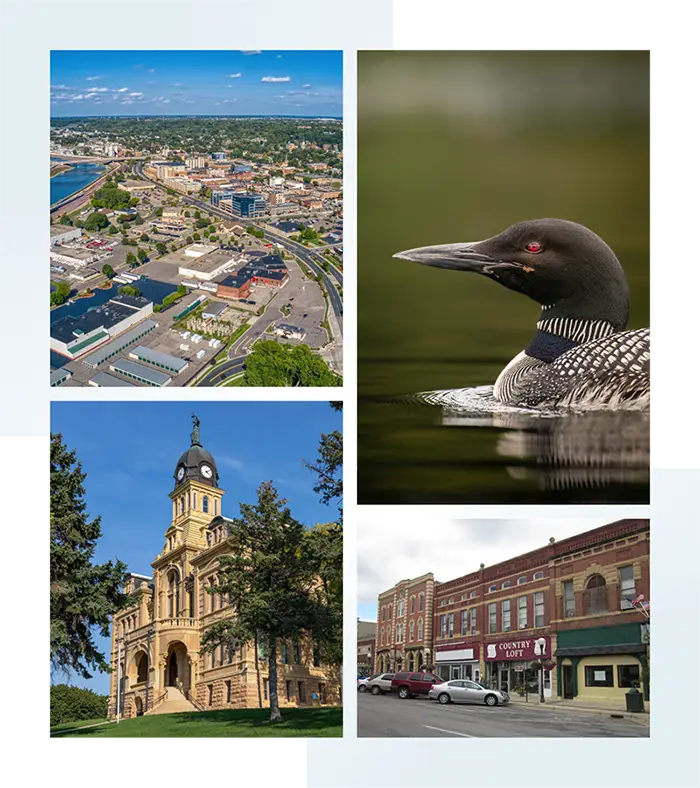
[367,673,395,695]
[429,679,509,707]
[357,676,372,693]
[391,671,444,699]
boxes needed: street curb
[508,699,649,724]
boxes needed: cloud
[91,87,109,92]
[129,92,143,97]
[261,76,291,83]
[121,99,134,105]
[85,75,101,81]
[71,94,85,100]
[162,99,171,104]
[228,73,242,78]
[357,516,613,607]
[302,84,311,88]
[115,87,129,92]
[51,84,69,90]
[149,68,156,73]
[85,93,98,99]
[241,50,261,55]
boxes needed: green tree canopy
[243,342,341,387]
[101,263,115,279]
[84,212,109,232]
[91,182,132,211]
[50,434,131,679]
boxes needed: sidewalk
[507,692,650,724]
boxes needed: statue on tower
[191,413,201,445]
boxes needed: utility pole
[534,637,547,704]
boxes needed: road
[357,692,649,738]
[195,355,246,387]
[133,162,343,329]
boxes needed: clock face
[201,464,213,479]
[176,466,185,481]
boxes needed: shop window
[617,664,641,688]
[619,565,636,608]
[584,665,614,687]
[502,599,511,632]
[584,574,608,615]
[563,580,575,617]
[488,603,497,634]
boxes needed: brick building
[357,620,376,675]
[374,573,435,674]
[108,416,340,718]
[371,520,649,705]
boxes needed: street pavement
[358,692,649,738]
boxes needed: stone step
[147,685,199,715]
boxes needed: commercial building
[81,319,158,369]
[216,273,252,301]
[372,519,650,705]
[177,249,240,282]
[375,573,436,675]
[109,358,172,387]
[50,368,72,387]
[184,243,218,258]
[122,180,156,193]
[88,370,138,387]
[185,156,207,170]
[50,226,82,246]
[108,417,340,717]
[211,152,228,160]
[357,621,376,675]
[220,193,266,219]
[50,246,99,269]
[128,346,189,375]
[50,295,154,360]
[163,176,199,194]
[202,301,228,320]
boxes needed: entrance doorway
[499,668,510,693]
[168,652,178,686]
[563,665,574,699]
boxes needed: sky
[50,50,343,117]
[357,516,614,621]
[51,401,341,694]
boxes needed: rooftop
[88,370,138,387]
[50,298,150,345]
[129,345,188,373]
[110,358,171,386]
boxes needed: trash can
[625,686,645,713]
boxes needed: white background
[2,0,699,786]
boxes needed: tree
[192,232,201,241]
[201,482,333,722]
[51,281,72,307]
[51,685,108,727]
[155,242,168,255]
[139,233,150,242]
[153,303,162,313]
[108,225,118,235]
[50,434,131,679]
[243,342,341,387]
[196,217,209,228]
[185,235,193,244]
[154,207,163,217]
[184,210,190,217]
[101,263,115,279]
[137,247,147,263]
[126,251,138,267]
[119,285,141,297]
[84,212,109,232]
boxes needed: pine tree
[50,434,131,679]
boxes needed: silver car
[367,673,395,695]
[429,680,509,707]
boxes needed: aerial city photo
[50,50,343,388]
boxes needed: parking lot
[357,691,649,738]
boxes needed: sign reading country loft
[484,636,552,661]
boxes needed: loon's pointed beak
[394,242,517,274]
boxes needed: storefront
[435,643,480,683]
[555,623,649,703]
[484,636,554,697]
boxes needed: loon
[394,219,649,410]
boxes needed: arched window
[469,590,477,599]
[584,574,608,615]
[489,584,497,592]
[417,618,423,641]
[380,626,384,646]
[136,652,148,683]
[409,621,415,641]
[518,576,527,585]
[418,593,424,612]
[502,581,512,589]
[533,571,545,581]
[203,495,209,514]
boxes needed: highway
[133,162,343,330]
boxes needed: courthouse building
[372,520,650,705]
[108,417,340,718]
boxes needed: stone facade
[108,420,340,718]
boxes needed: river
[50,160,105,206]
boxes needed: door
[563,665,574,699]
[499,668,510,694]
[168,652,178,686]
[463,680,485,704]
[447,680,468,703]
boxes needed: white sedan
[429,680,509,707]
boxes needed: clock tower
[166,414,224,550]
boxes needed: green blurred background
[358,51,649,504]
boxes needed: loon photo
[395,218,649,411]
[357,50,649,504]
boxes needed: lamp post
[534,637,547,704]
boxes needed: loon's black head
[394,218,630,330]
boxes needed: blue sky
[51,401,342,694]
[50,50,342,117]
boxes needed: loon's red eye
[526,241,541,253]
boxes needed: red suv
[391,671,444,699]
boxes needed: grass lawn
[51,707,342,738]
[50,718,110,734]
